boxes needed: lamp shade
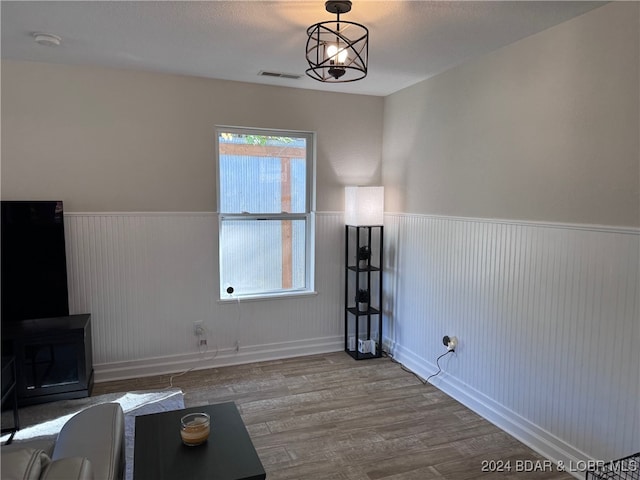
[345,186,384,226]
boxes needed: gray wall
[0,59,383,383]
[1,61,384,212]
[382,2,639,227]
[381,2,640,465]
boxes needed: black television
[1,200,70,323]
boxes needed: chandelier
[305,1,369,83]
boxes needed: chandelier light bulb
[327,44,338,60]
[327,43,348,64]
[337,46,348,63]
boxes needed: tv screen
[1,201,70,322]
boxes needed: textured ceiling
[1,1,606,96]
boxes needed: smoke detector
[33,33,62,47]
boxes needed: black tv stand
[2,314,93,406]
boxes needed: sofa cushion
[41,457,94,480]
[1,439,56,458]
[1,447,51,480]
[52,403,124,480]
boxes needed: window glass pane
[220,219,306,296]
[219,133,307,214]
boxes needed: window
[216,127,315,299]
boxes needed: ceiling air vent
[258,71,301,80]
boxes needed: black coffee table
[134,402,266,480]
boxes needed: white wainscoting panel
[64,212,344,381]
[64,210,639,474]
[383,213,639,477]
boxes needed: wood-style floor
[93,352,573,480]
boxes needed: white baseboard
[94,335,343,383]
[393,343,589,480]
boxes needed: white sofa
[1,403,125,480]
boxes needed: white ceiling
[1,1,605,97]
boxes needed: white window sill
[217,290,318,303]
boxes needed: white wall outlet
[448,336,458,351]
[348,336,356,351]
[193,321,204,336]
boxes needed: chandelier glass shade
[305,1,369,83]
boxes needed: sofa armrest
[52,403,124,480]
[41,457,94,480]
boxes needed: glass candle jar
[180,412,210,446]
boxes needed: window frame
[215,125,316,301]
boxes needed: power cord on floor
[163,330,218,390]
[425,349,454,383]
[165,287,240,390]
[382,350,427,384]
[383,348,454,385]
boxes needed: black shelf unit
[345,225,383,360]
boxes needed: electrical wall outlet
[193,321,204,336]
[442,335,458,350]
